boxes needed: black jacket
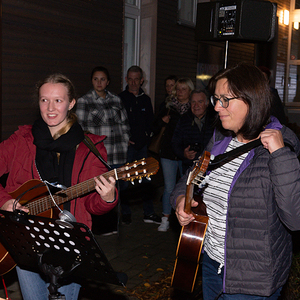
[171,118,300,296]
[172,106,215,172]
[119,86,154,150]
[152,102,182,160]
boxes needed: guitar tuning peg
[198,174,210,188]
[146,176,151,181]
[139,179,142,183]
[131,181,135,185]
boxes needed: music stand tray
[0,210,127,295]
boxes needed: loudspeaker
[195,0,277,42]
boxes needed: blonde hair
[171,77,194,99]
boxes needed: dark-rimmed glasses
[210,95,239,108]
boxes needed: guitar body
[171,213,208,292]
[171,152,210,293]
[0,244,15,276]
[0,180,58,276]
[0,157,159,276]
[9,179,56,219]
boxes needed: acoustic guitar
[0,157,159,276]
[171,151,210,293]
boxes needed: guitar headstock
[118,157,159,182]
[187,151,210,186]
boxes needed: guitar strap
[209,138,262,166]
[83,136,112,170]
[83,135,120,235]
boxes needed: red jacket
[0,125,118,229]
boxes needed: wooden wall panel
[2,0,123,140]
[155,0,198,113]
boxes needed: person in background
[165,75,178,97]
[258,66,287,125]
[119,65,161,225]
[172,89,216,174]
[76,66,130,168]
[171,63,300,299]
[76,66,130,235]
[158,75,178,112]
[0,73,117,300]
[152,77,194,232]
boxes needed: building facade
[0,0,297,140]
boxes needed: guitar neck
[184,151,210,215]
[25,157,159,216]
[27,169,117,215]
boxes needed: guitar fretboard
[27,169,117,215]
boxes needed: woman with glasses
[171,63,300,299]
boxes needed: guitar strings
[43,181,64,214]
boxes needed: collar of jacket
[125,85,145,97]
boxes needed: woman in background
[76,66,130,168]
[76,66,130,235]
[152,77,194,232]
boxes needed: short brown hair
[213,63,271,140]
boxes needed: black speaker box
[195,0,277,42]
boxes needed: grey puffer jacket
[171,118,300,296]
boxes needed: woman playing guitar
[0,74,117,300]
[171,63,300,300]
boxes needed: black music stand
[0,209,127,300]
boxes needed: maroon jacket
[0,125,118,229]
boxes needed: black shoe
[143,214,161,224]
[122,214,132,225]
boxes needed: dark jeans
[121,144,155,216]
[202,252,282,300]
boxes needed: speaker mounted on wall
[195,0,277,42]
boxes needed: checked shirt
[76,89,130,166]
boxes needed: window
[123,1,140,89]
[178,0,197,27]
[125,0,137,5]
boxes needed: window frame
[177,0,197,27]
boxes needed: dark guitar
[171,151,210,293]
[0,157,159,276]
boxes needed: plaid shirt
[76,89,130,166]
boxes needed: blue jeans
[160,158,182,216]
[16,266,81,300]
[202,252,282,300]
[121,145,154,216]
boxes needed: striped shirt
[76,89,130,166]
[203,137,249,272]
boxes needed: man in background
[119,66,161,225]
[172,89,215,173]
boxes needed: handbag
[148,108,170,154]
[148,126,166,154]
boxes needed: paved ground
[0,168,187,300]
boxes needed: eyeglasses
[210,95,239,108]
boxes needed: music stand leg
[39,257,66,300]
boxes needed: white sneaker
[158,216,169,232]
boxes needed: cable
[1,275,11,300]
